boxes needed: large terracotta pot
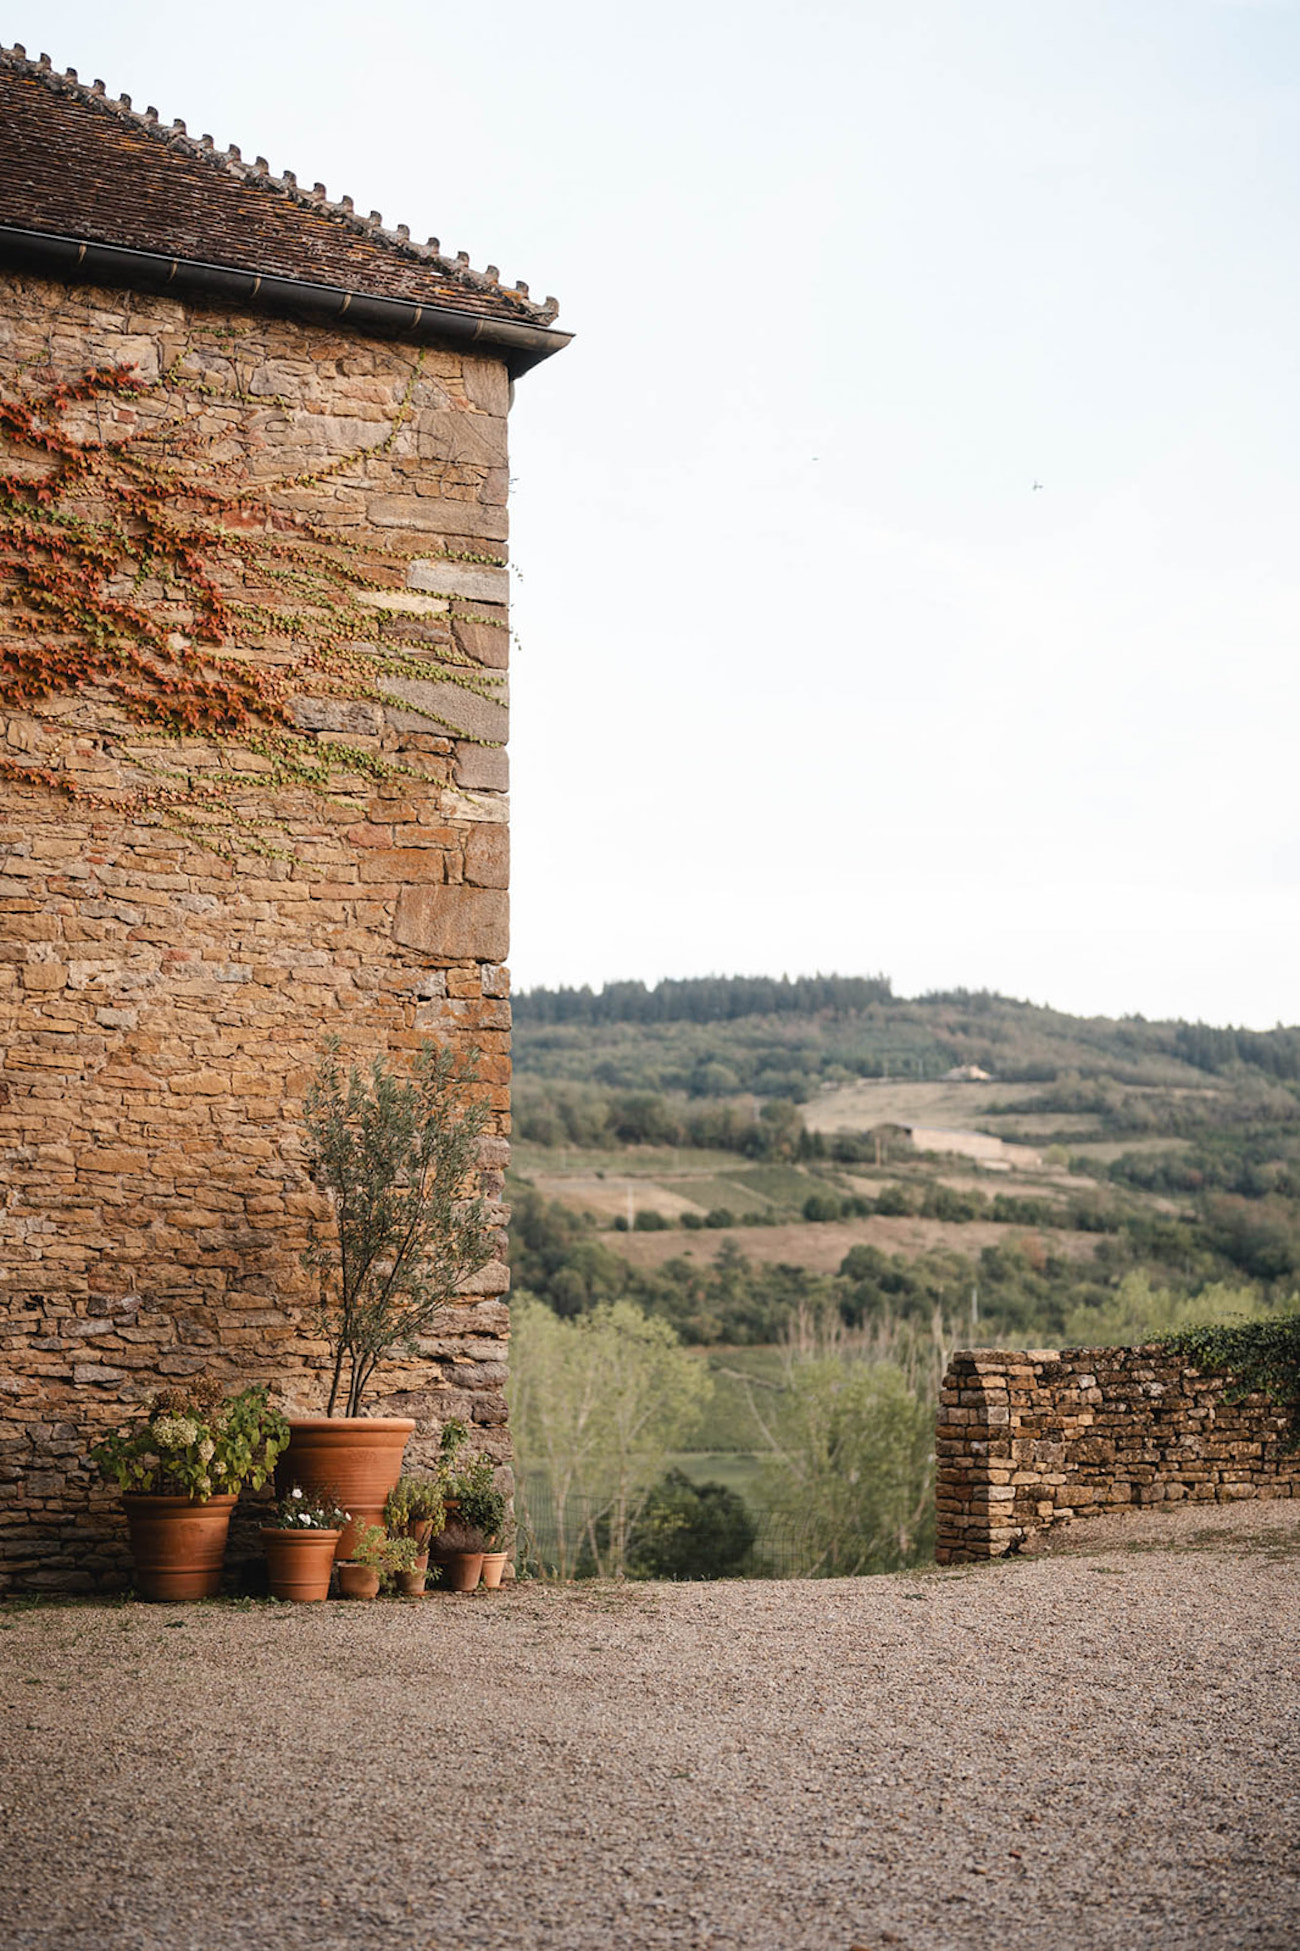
[261,1526,341,1602]
[277,1417,415,1559]
[123,1493,238,1602]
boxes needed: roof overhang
[0,225,572,380]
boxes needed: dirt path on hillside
[3,1500,1298,1951]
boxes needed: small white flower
[292,1487,303,1500]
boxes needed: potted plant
[479,1523,513,1592]
[280,1040,497,1558]
[89,1380,288,1601]
[393,1542,430,1598]
[383,1475,446,1549]
[437,1452,508,1594]
[260,1485,348,1602]
[337,1522,420,1600]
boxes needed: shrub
[625,1471,758,1581]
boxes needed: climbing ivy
[1161,1314,1300,1447]
[0,352,503,840]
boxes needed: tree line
[514,972,894,1026]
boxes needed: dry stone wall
[936,1345,1300,1562]
[0,274,517,1591]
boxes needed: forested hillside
[505,976,1300,1577]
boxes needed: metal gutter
[0,225,572,380]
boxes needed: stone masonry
[0,274,527,1591]
[935,1344,1300,1562]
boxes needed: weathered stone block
[392,885,508,961]
[408,559,509,605]
[366,495,507,541]
[454,745,508,792]
[464,824,509,889]
[381,678,508,745]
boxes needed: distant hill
[514,976,1300,1101]
[506,976,1300,1446]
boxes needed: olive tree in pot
[280,1039,497,1558]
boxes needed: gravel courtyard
[2,1500,1297,1951]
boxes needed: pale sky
[27,1,1300,1026]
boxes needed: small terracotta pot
[407,1518,435,1548]
[395,1549,429,1597]
[123,1493,238,1602]
[277,1417,415,1560]
[479,1551,508,1590]
[337,1561,381,1600]
[261,1527,341,1602]
[444,1550,485,1593]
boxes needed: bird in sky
[1032,480,1044,491]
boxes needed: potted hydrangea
[261,1485,348,1602]
[89,1380,288,1601]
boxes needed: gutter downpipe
[0,226,572,381]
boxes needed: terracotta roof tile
[0,46,559,327]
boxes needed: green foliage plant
[1161,1311,1300,1446]
[344,1524,419,1576]
[438,1417,470,1462]
[302,1039,496,1417]
[383,1476,446,1538]
[89,1380,288,1501]
[445,1454,507,1548]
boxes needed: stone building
[0,46,569,1589]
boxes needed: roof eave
[0,225,572,380]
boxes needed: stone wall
[0,273,516,1591]
[936,1345,1300,1562]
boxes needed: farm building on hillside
[0,44,570,1590]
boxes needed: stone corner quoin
[934,1343,1300,1562]
[0,255,552,1591]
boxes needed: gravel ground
[2,1499,1298,1951]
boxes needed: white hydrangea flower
[152,1415,200,1450]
